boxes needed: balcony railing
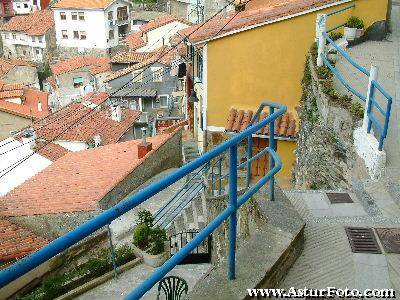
[0,102,286,299]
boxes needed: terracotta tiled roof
[139,15,192,33]
[106,46,177,82]
[83,92,110,105]
[0,133,174,216]
[0,217,48,262]
[51,56,111,76]
[0,58,34,78]
[225,108,298,138]
[33,142,70,161]
[0,87,50,119]
[33,103,141,144]
[111,51,154,64]
[52,0,115,9]
[181,0,341,43]
[125,31,146,50]
[1,10,54,36]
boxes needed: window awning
[73,77,83,84]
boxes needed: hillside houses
[125,14,191,52]
[0,9,55,64]
[48,56,111,108]
[0,58,39,87]
[0,82,49,140]
[52,0,131,56]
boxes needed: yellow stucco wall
[205,0,388,181]
[277,139,297,179]
[206,0,388,127]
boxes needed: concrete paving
[334,4,400,181]
[76,263,211,300]
[282,189,400,294]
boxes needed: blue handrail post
[380,96,393,151]
[246,135,252,188]
[269,107,275,201]
[218,157,223,195]
[107,224,118,279]
[228,145,238,280]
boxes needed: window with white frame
[132,70,143,82]
[152,67,163,82]
[71,12,77,20]
[159,95,169,108]
[35,48,40,55]
[78,12,84,21]
[61,30,68,39]
[80,31,86,40]
[3,33,8,39]
[12,33,16,39]
[60,12,66,20]
[38,36,43,43]
[108,11,113,20]
[109,29,114,40]
[32,36,35,42]
[23,3,28,8]
[73,31,79,39]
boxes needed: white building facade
[12,0,41,15]
[53,0,130,51]
[2,31,47,62]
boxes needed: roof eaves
[192,0,351,45]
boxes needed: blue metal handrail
[320,16,393,151]
[367,80,393,151]
[0,102,286,298]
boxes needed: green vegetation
[347,16,365,29]
[20,244,135,300]
[133,210,167,255]
[37,63,52,89]
[329,31,343,41]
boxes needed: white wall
[1,31,46,62]
[137,21,189,52]
[54,140,88,152]
[53,0,130,49]
[13,1,32,14]
[0,138,52,196]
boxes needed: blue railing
[367,80,393,150]
[318,6,393,151]
[0,101,286,299]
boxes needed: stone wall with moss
[293,43,367,190]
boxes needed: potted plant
[132,210,169,268]
[344,16,365,41]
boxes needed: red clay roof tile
[181,0,341,43]
[0,133,174,216]
[1,10,54,36]
[225,108,298,138]
[33,103,140,144]
[0,58,34,78]
[51,56,111,76]
[33,142,70,161]
[139,15,192,33]
[0,217,48,262]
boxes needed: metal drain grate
[327,192,353,204]
[375,228,400,253]
[345,227,381,254]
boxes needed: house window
[16,4,20,8]
[152,67,163,82]
[108,11,113,20]
[108,30,114,40]
[60,12,66,20]
[38,36,43,43]
[32,36,35,42]
[23,3,28,8]
[12,33,16,39]
[117,6,128,21]
[61,30,68,39]
[71,12,77,20]
[35,49,40,55]
[78,12,84,21]
[197,53,203,82]
[73,77,83,88]
[33,0,37,5]
[159,95,169,108]
[3,33,8,39]
[23,50,26,55]
[132,70,142,82]
[80,31,86,40]
[73,31,79,39]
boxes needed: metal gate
[169,230,212,264]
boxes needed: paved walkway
[281,188,400,294]
[77,263,211,299]
[334,4,400,181]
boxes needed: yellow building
[182,0,388,183]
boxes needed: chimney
[111,105,122,122]
[93,135,102,147]
[21,128,36,149]
[38,101,42,112]
[138,127,152,159]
